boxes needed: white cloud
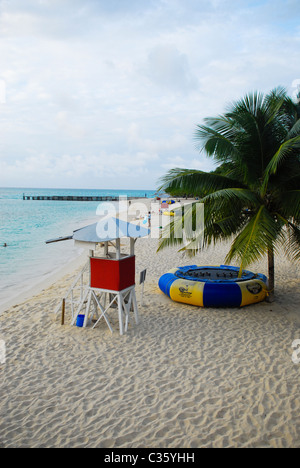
[143,45,199,94]
[0,0,299,189]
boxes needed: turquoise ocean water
[0,187,155,308]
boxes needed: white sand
[0,204,299,448]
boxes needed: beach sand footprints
[0,338,6,364]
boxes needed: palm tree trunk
[267,246,275,302]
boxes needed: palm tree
[158,88,300,302]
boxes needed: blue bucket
[76,314,85,328]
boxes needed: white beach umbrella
[46,217,150,245]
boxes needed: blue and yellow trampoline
[158,265,268,308]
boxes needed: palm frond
[264,87,288,125]
[157,196,247,254]
[261,136,300,194]
[286,222,300,262]
[267,135,300,174]
[232,91,265,116]
[201,187,260,207]
[286,118,300,139]
[158,168,246,196]
[225,206,282,271]
[278,190,300,219]
[195,117,236,160]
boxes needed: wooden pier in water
[23,194,146,202]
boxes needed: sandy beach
[0,202,299,448]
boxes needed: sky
[0,0,299,190]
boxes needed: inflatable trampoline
[159,265,268,308]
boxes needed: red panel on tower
[90,256,135,291]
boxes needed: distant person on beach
[3,243,7,247]
[148,211,151,228]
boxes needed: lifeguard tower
[46,217,150,335]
